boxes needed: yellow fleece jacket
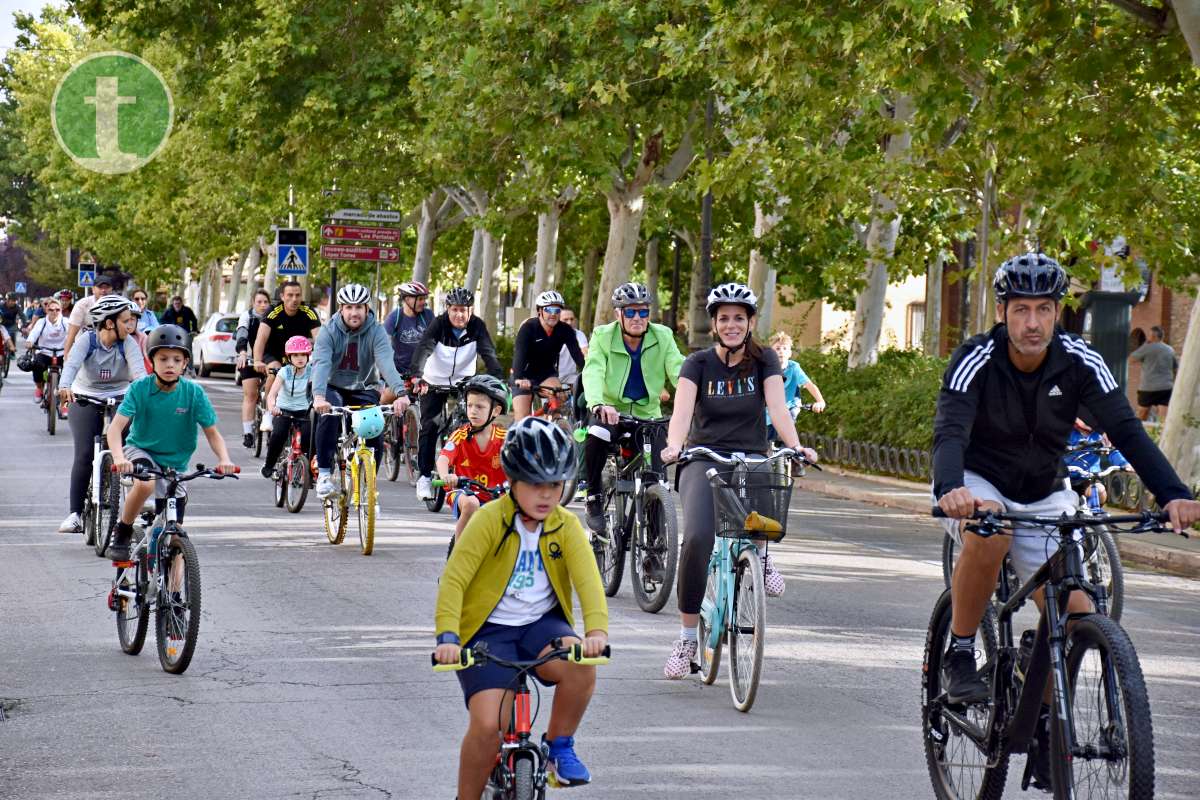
[435,493,609,644]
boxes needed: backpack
[86,330,126,359]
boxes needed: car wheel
[197,348,211,378]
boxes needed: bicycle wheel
[285,456,309,513]
[253,402,264,458]
[273,463,286,507]
[631,483,678,614]
[323,467,348,544]
[922,588,1006,800]
[1088,527,1124,623]
[115,563,149,655]
[555,418,578,504]
[513,753,535,800]
[382,416,399,482]
[155,534,201,674]
[356,455,376,556]
[1049,613,1153,800]
[94,454,121,557]
[45,372,57,435]
[697,557,723,685]
[403,408,420,486]
[727,547,766,712]
[82,475,96,547]
[942,532,957,589]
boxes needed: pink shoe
[34,387,43,401]
[763,553,785,598]
[663,638,697,680]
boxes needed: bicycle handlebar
[1066,464,1133,480]
[431,638,611,672]
[323,405,395,416]
[115,463,241,481]
[930,507,1174,535]
[432,477,508,494]
[680,445,820,469]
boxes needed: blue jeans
[315,387,382,470]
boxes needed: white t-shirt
[28,316,69,354]
[486,516,556,626]
[68,294,98,329]
[557,327,589,384]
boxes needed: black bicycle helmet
[993,252,1069,302]
[611,282,651,308]
[145,324,191,358]
[445,287,474,307]
[461,374,511,413]
[501,417,577,484]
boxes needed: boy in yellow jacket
[435,417,608,796]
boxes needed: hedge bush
[791,347,947,451]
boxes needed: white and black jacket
[933,324,1192,505]
[409,314,503,386]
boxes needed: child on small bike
[104,325,237,561]
[434,417,608,797]
[765,331,825,441]
[262,335,315,479]
[435,374,510,544]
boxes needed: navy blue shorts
[457,607,577,707]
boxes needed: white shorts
[937,470,1077,584]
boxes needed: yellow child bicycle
[321,405,391,556]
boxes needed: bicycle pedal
[111,560,136,568]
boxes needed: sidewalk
[797,466,1200,579]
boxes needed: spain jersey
[440,423,508,502]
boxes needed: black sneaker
[242,432,254,449]
[1024,708,1054,792]
[585,495,606,533]
[105,527,133,562]
[260,464,273,479]
[943,646,989,704]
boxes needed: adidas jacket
[409,313,503,386]
[933,324,1191,505]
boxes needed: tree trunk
[412,192,441,287]
[464,227,485,295]
[923,251,945,356]
[553,254,566,296]
[263,241,277,297]
[973,157,995,334]
[580,247,601,335]
[521,254,535,308]
[1174,0,1200,66]
[226,247,249,313]
[758,268,777,339]
[848,94,914,368]
[748,201,783,339]
[208,259,222,319]
[644,236,660,321]
[592,192,646,330]
[532,203,561,301]
[1159,292,1200,491]
[480,232,501,333]
[679,230,710,350]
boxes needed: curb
[798,474,1200,580]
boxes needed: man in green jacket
[581,282,684,532]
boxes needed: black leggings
[417,390,451,476]
[676,462,720,615]
[582,413,666,500]
[68,402,105,514]
[264,410,312,470]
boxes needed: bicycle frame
[604,418,669,547]
[88,398,121,508]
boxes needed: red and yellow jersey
[440,423,508,501]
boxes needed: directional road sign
[275,228,309,276]
[78,262,96,288]
[320,223,403,244]
[320,244,400,263]
[330,208,402,224]
[14,281,26,294]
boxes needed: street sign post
[78,261,96,289]
[320,223,403,244]
[330,208,402,224]
[14,281,26,294]
[275,228,309,276]
[320,244,400,262]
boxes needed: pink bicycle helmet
[284,335,313,355]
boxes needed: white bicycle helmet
[337,283,371,305]
[88,295,136,328]
[398,281,429,298]
[535,290,565,309]
[611,282,651,308]
[706,283,758,316]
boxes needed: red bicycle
[432,638,609,800]
[383,375,420,485]
[272,411,313,513]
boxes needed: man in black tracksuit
[932,252,1198,791]
[408,288,503,501]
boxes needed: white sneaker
[416,475,434,501]
[663,638,698,680]
[316,474,337,499]
[763,553,786,598]
[259,415,273,432]
[58,512,83,534]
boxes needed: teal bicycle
[680,445,814,712]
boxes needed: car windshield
[215,317,237,334]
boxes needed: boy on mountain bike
[434,417,608,797]
[435,374,510,544]
[103,325,237,561]
[261,335,315,479]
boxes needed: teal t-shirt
[119,376,218,470]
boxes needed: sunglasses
[541,306,562,315]
[622,307,651,319]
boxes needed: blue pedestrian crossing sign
[14,281,26,294]
[276,229,308,276]
[78,262,96,288]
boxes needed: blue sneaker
[544,734,590,787]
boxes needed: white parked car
[192,313,239,377]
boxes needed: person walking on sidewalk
[1129,325,1178,421]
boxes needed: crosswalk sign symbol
[79,269,95,288]
[280,248,303,272]
[275,229,309,276]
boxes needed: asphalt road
[1,368,1197,799]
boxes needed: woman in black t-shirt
[659,283,818,680]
